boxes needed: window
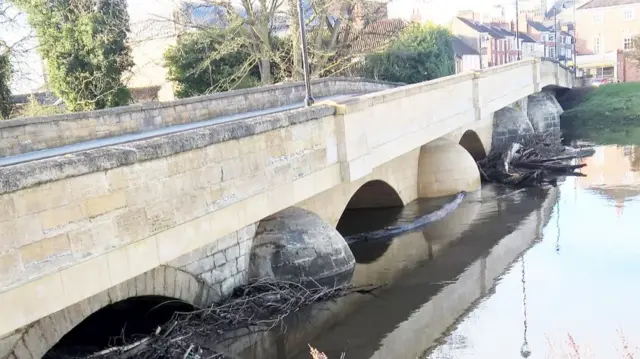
[624,35,635,50]
[550,47,556,58]
[548,33,555,42]
[593,13,603,23]
[541,34,547,42]
[480,34,489,48]
[624,8,635,20]
[593,36,601,53]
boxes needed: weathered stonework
[0,59,574,344]
[169,224,256,298]
[0,78,400,158]
[249,207,355,287]
[492,106,535,151]
[0,266,212,359]
[527,91,563,140]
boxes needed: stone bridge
[0,58,573,358]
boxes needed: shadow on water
[294,186,556,359]
[227,184,558,359]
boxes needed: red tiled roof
[344,18,408,54]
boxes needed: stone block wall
[527,91,563,140]
[0,105,341,337]
[168,224,256,299]
[0,78,399,158]
[491,106,535,151]
[492,90,564,151]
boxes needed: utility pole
[516,0,521,60]
[297,0,314,107]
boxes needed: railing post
[532,58,541,93]
[472,71,482,121]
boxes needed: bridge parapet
[0,78,398,158]
[329,58,572,183]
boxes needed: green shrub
[164,29,261,98]
[361,23,455,84]
[14,0,134,112]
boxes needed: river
[235,140,640,357]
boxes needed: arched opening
[43,296,195,358]
[342,180,404,210]
[337,180,404,264]
[458,130,486,161]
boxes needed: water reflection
[288,185,556,359]
[236,144,640,359]
[427,145,640,359]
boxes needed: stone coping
[0,105,336,195]
[0,77,400,129]
[336,72,477,114]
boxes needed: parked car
[591,77,614,87]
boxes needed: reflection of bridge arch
[349,192,482,287]
[8,266,211,359]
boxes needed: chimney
[510,20,515,32]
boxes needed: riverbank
[560,83,640,144]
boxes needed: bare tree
[0,0,41,94]
[155,0,398,87]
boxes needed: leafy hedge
[361,23,455,84]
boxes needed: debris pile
[477,140,595,187]
[48,280,377,359]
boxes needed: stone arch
[334,180,404,264]
[6,266,215,359]
[342,180,404,210]
[458,130,487,161]
[297,150,415,227]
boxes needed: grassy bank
[560,83,640,145]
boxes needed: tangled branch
[47,279,379,359]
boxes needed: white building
[452,37,481,72]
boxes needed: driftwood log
[477,140,595,187]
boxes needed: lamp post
[573,0,577,73]
[516,0,521,60]
[296,0,314,106]
[554,6,558,61]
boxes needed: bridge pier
[493,91,564,151]
[417,138,481,198]
[248,207,355,287]
[527,91,563,140]
[491,106,535,151]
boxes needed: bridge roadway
[0,94,356,167]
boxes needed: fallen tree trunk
[477,140,594,187]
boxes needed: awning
[578,62,615,69]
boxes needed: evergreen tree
[12,0,134,111]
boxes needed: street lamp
[573,0,577,73]
[516,0,521,60]
[296,0,314,107]
[554,5,558,61]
